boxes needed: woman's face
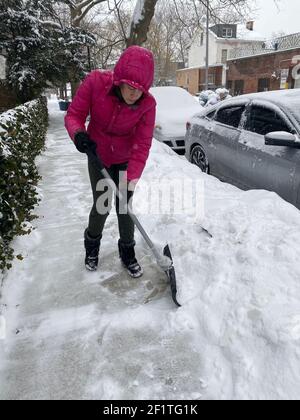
[120,83,143,105]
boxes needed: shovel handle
[85,146,105,171]
[85,147,124,202]
[85,145,179,306]
[85,146,155,250]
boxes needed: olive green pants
[87,157,135,243]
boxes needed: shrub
[0,96,48,271]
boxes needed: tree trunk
[70,80,80,99]
[127,0,158,47]
[59,86,65,100]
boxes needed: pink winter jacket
[65,46,156,182]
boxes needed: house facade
[226,32,300,95]
[155,60,185,86]
[177,22,265,95]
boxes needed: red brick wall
[199,67,223,90]
[227,48,300,94]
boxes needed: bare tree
[127,0,159,47]
[169,0,259,66]
[91,12,128,68]
[201,0,255,24]
[58,0,109,27]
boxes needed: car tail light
[186,121,191,130]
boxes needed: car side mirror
[265,131,300,148]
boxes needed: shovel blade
[163,244,181,307]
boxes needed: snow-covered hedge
[0,97,48,271]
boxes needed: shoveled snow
[1,100,300,400]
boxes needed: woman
[65,46,156,278]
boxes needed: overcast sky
[254,0,300,38]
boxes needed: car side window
[206,110,216,120]
[246,106,293,135]
[215,106,245,129]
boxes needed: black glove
[74,131,96,154]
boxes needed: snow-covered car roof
[239,89,300,109]
[230,90,300,132]
[150,87,202,138]
[194,90,300,134]
[150,86,200,109]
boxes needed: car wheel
[190,145,209,173]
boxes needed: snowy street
[1,100,300,400]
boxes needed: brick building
[176,22,265,95]
[155,60,185,86]
[227,32,300,95]
[177,64,223,94]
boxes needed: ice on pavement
[1,100,300,400]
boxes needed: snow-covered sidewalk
[1,100,300,400]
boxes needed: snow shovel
[85,146,180,307]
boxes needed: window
[221,49,228,64]
[246,106,293,136]
[206,110,216,120]
[208,74,215,85]
[222,28,233,38]
[258,78,270,92]
[215,106,245,128]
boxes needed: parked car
[185,89,300,209]
[198,88,232,107]
[150,86,202,153]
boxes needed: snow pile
[1,101,300,400]
[198,89,231,108]
[141,142,300,399]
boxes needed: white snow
[150,87,202,138]
[1,100,300,399]
[236,24,265,42]
[0,55,6,80]
[132,0,145,25]
[266,131,299,141]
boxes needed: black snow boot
[84,229,101,271]
[118,239,143,278]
